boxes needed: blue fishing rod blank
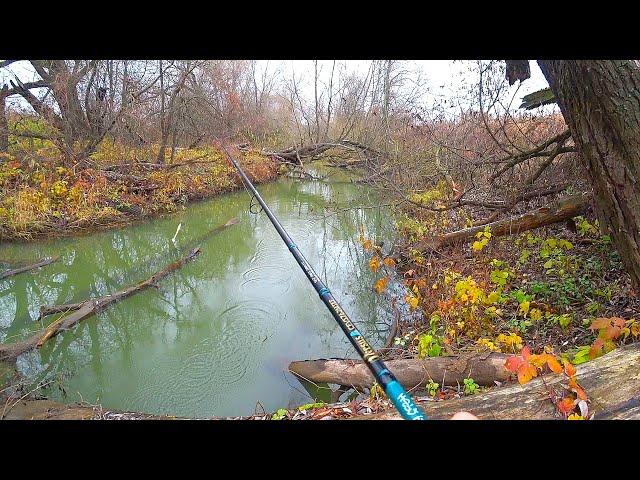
[223,147,427,420]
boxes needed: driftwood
[0,248,200,361]
[289,352,512,390]
[0,256,59,280]
[355,343,640,420]
[238,139,383,166]
[417,194,590,251]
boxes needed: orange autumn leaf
[558,397,576,416]
[589,338,604,359]
[437,299,455,312]
[362,239,373,251]
[383,257,396,268]
[604,317,626,340]
[589,317,612,330]
[504,346,539,384]
[369,256,381,273]
[568,377,588,401]
[374,276,390,294]
[517,363,538,384]
[563,359,577,378]
[530,353,563,374]
[590,317,626,340]
[588,337,616,359]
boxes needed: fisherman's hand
[450,411,478,420]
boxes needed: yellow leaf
[374,276,390,294]
[369,256,381,273]
[519,300,531,316]
[405,295,419,310]
[486,291,500,304]
[529,308,542,321]
[383,257,396,268]
[472,241,484,251]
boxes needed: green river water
[0,166,400,418]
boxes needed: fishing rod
[222,146,426,420]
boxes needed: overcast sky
[1,60,550,113]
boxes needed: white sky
[1,60,550,113]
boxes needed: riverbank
[345,177,640,419]
[0,143,279,242]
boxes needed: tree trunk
[538,60,640,291]
[0,86,8,153]
[157,60,166,164]
[417,194,590,251]
[289,352,512,390]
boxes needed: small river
[0,165,400,418]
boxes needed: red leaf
[505,355,524,373]
[504,347,538,384]
[558,397,576,416]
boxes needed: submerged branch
[0,256,59,280]
[0,248,201,361]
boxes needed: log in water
[0,165,399,418]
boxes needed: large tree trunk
[0,86,7,153]
[538,60,640,291]
[7,343,640,420]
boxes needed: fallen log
[243,139,383,166]
[289,352,512,390]
[35,218,237,324]
[0,256,59,280]
[0,248,200,361]
[417,194,590,251]
[354,342,640,419]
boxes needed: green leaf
[271,408,288,420]
[297,402,324,411]
[572,346,591,365]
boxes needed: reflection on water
[0,166,398,417]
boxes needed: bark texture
[0,85,7,153]
[289,353,512,390]
[538,60,640,291]
[355,343,640,420]
[0,256,59,280]
[417,194,589,251]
